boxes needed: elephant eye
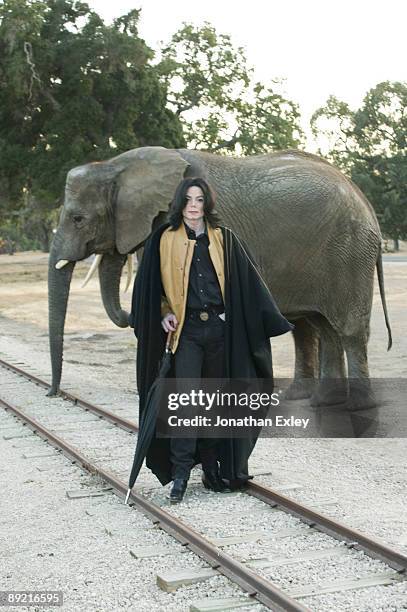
[73,215,84,223]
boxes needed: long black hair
[167,177,222,230]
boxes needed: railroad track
[1,357,406,612]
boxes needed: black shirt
[183,219,224,310]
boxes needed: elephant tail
[376,246,393,351]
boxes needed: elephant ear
[114,147,189,254]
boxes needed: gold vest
[160,222,225,353]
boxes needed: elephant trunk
[98,251,130,327]
[47,232,76,396]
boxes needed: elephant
[48,146,392,410]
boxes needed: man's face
[182,186,205,221]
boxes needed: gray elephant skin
[48,147,392,410]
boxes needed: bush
[0,220,42,253]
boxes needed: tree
[157,22,302,154]
[311,82,407,242]
[0,0,185,248]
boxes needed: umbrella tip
[124,489,131,505]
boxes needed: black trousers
[170,313,226,479]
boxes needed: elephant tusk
[55,259,70,270]
[81,254,103,288]
[123,254,133,292]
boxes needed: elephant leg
[284,318,318,400]
[310,316,348,407]
[341,329,376,411]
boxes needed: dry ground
[0,245,406,380]
[1,245,407,608]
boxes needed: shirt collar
[183,218,207,238]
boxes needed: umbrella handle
[165,330,173,353]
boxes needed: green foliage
[311,82,407,240]
[0,0,185,242]
[157,22,302,154]
[0,196,60,252]
[1,9,304,251]
[0,217,41,253]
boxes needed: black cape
[129,222,294,485]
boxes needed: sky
[87,0,406,149]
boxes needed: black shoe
[168,478,188,503]
[227,478,251,491]
[202,469,229,492]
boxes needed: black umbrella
[125,330,173,504]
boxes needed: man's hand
[161,313,178,332]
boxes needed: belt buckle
[199,311,209,321]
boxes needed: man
[160,178,228,501]
[128,177,294,503]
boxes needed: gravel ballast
[1,253,406,610]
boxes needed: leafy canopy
[0,0,184,223]
[311,81,407,240]
[157,22,303,154]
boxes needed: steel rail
[0,358,135,432]
[247,481,407,572]
[0,396,308,612]
[1,358,407,575]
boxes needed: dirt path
[0,247,406,381]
